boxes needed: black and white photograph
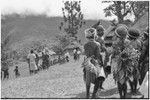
[1,0,149,99]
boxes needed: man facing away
[83,28,105,90]
[93,24,107,90]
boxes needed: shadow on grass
[68,88,144,99]
[68,92,86,99]
[97,87,118,97]
[68,88,118,99]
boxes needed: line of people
[27,48,71,75]
[27,48,52,75]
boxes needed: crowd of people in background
[1,47,72,80]
[27,48,72,75]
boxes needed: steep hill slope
[2,15,110,51]
[2,12,148,51]
[2,56,148,98]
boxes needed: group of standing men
[83,22,149,97]
[27,48,50,75]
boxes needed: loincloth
[82,58,106,84]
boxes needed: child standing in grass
[14,66,20,78]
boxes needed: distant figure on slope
[34,50,39,71]
[38,51,43,70]
[77,49,81,60]
[73,48,77,61]
[2,65,9,80]
[42,48,50,70]
[27,50,38,74]
[65,51,70,62]
[14,66,20,78]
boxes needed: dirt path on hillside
[1,56,148,99]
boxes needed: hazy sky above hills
[1,0,117,20]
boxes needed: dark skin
[14,66,20,78]
[83,67,104,98]
[27,50,34,74]
[117,81,127,98]
[83,37,104,98]
[92,77,104,98]
[96,30,113,90]
[112,36,128,98]
[3,69,9,79]
[139,36,149,86]
[27,58,31,74]
[126,36,142,94]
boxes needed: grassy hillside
[2,56,148,98]
[1,13,148,54]
[2,12,148,53]
[1,15,110,51]
[133,12,149,31]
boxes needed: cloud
[1,0,112,20]
[1,0,47,14]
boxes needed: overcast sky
[1,0,117,20]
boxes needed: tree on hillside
[1,16,15,69]
[130,1,149,24]
[103,1,132,23]
[55,35,70,49]
[51,34,71,55]
[59,1,85,40]
[102,1,149,25]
